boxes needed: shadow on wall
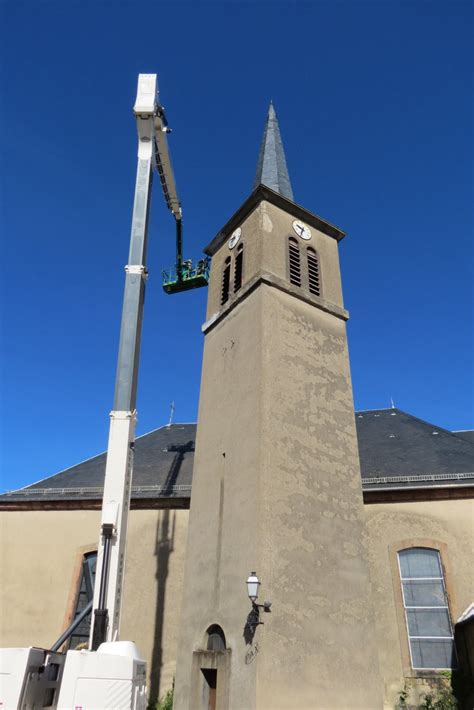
[149,440,194,703]
[149,508,175,704]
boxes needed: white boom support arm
[90,75,180,649]
[1,74,178,710]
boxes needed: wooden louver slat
[288,237,301,287]
[307,248,320,296]
[221,257,231,305]
[234,244,243,293]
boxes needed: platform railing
[162,259,210,287]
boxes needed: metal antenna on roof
[390,397,395,409]
[168,401,175,427]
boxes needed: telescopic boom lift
[89,73,208,655]
[0,74,207,710]
[62,72,209,708]
[89,74,164,651]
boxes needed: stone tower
[174,105,382,709]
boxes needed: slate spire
[253,101,294,201]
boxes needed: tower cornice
[201,270,349,335]
[204,184,345,257]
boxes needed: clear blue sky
[1,1,472,491]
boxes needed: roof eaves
[395,410,474,447]
[363,482,474,492]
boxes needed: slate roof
[356,409,474,490]
[453,430,474,445]
[1,411,473,504]
[0,424,195,503]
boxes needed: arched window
[69,551,97,650]
[221,257,231,305]
[288,237,301,287]
[307,247,321,296]
[234,244,243,293]
[206,624,226,651]
[398,548,456,669]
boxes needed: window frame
[61,545,97,651]
[389,539,457,678]
[67,550,97,650]
[397,548,456,670]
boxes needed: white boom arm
[90,74,180,649]
[1,74,179,710]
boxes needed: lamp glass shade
[246,572,260,601]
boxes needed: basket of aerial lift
[162,257,210,294]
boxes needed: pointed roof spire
[253,101,294,201]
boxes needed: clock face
[228,227,241,249]
[292,220,311,240]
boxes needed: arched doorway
[191,624,230,710]
[202,625,226,710]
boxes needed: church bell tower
[174,104,383,709]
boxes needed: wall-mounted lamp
[246,572,272,631]
[246,572,260,602]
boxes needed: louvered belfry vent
[288,237,301,286]
[221,257,231,305]
[234,244,243,293]
[307,247,321,296]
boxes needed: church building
[1,105,473,709]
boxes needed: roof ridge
[396,409,474,447]
[357,409,474,446]
[451,431,474,447]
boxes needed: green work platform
[162,259,210,295]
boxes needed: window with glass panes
[68,551,97,649]
[398,548,456,669]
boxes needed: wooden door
[202,668,217,710]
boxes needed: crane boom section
[134,74,181,221]
[154,112,181,221]
[90,74,176,650]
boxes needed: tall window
[398,548,456,669]
[307,247,321,296]
[288,237,301,287]
[221,257,231,305]
[234,244,243,293]
[68,551,97,649]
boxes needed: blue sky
[1,1,472,491]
